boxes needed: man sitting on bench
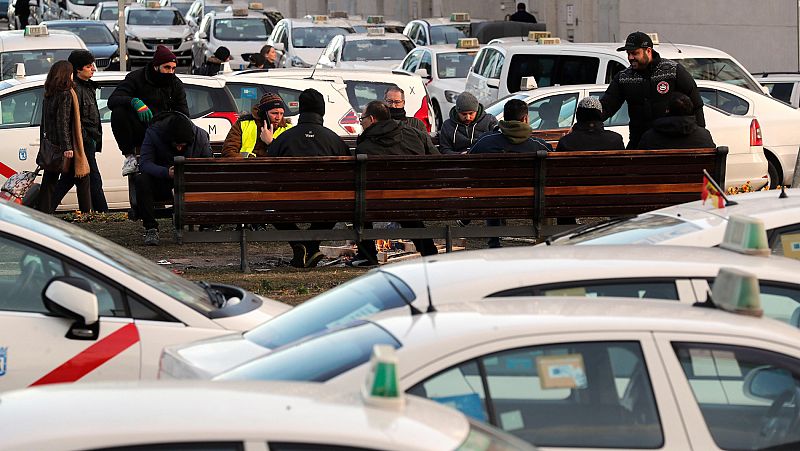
[138,112,211,245]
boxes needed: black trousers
[357,221,438,263]
[135,172,173,230]
[53,141,108,212]
[111,106,147,155]
[16,12,29,28]
[37,169,91,214]
[272,222,336,255]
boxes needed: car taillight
[339,108,359,134]
[750,118,763,146]
[414,95,432,132]
[204,111,239,127]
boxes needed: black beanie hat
[299,88,325,116]
[164,113,195,145]
[214,46,231,61]
[68,49,95,71]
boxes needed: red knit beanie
[152,45,177,67]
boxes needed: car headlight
[289,56,311,68]
[112,56,120,63]
[125,33,141,42]
[444,90,460,103]
[184,34,193,41]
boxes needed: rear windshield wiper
[545,215,634,245]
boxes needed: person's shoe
[290,244,306,268]
[304,250,325,268]
[121,155,139,177]
[347,258,378,268]
[143,228,159,246]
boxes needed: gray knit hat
[577,96,602,112]
[576,96,603,122]
[456,92,479,112]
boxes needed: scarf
[69,88,90,178]
[499,120,533,144]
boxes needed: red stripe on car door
[29,323,140,387]
[0,162,17,178]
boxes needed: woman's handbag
[1,166,41,200]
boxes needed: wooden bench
[173,147,727,270]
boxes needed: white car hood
[127,25,189,39]
[340,60,404,71]
[292,48,324,66]
[160,333,271,379]
[211,297,291,331]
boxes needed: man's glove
[131,97,152,123]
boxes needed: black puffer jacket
[140,113,211,179]
[556,121,625,151]
[638,116,716,150]
[600,50,704,148]
[267,112,350,157]
[74,76,102,151]
[356,119,439,156]
[194,56,224,76]
[37,90,73,172]
[439,105,498,154]
[107,65,189,117]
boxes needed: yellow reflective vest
[239,120,292,157]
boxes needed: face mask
[152,68,175,85]
[388,107,406,120]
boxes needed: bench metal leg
[240,229,250,273]
[446,225,453,253]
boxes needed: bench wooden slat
[185,187,535,203]
[545,183,702,196]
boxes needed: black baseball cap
[617,31,653,51]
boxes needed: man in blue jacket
[137,112,211,245]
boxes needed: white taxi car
[266,16,354,69]
[695,79,800,188]
[317,28,415,71]
[0,71,238,210]
[118,3,193,66]
[159,224,800,380]
[348,14,405,34]
[191,6,273,72]
[464,39,767,107]
[213,294,800,450]
[0,380,534,451]
[183,0,231,30]
[0,200,290,392]
[756,72,800,108]
[87,1,120,32]
[546,188,800,251]
[399,38,481,128]
[403,13,481,46]
[0,26,88,80]
[484,83,768,190]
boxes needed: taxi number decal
[29,323,140,387]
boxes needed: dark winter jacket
[389,107,427,133]
[37,90,74,171]
[107,65,189,117]
[74,76,102,152]
[556,120,625,151]
[439,105,498,154]
[356,119,439,156]
[194,56,224,76]
[267,112,350,157]
[140,114,211,179]
[638,116,716,150]
[469,120,553,154]
[509,10,537,23]
[600,50,704,148]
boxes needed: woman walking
[36,60,92,214]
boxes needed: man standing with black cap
[268,88,350,268]
[600,31,704,149]
[108,45,189,174]
[52,50,109,212]
[194,46,232,76]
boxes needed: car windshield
[245,271,415,349]
[292,26,351,48]
[429,24,468,44]
[677,57,763,93]
[46,24,116,45]
[218,321,402,382]
[437,51,477,79]
[553,214,703,245]
[99,6,118,19]
[0,202,216,314]
[214,18,270,40]
[172,2,191,15]
[0,49,76,80]
[69,0,101,5]
[342,38,414,61]
[352,25,404,33]
[485,93,530,117]
[128,9,185,26]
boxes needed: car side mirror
[272,42,285,52]
[43,276,100,341]
[486,79,500,89]
[198,31,207,40]
[743,366,797,401]
[415,68,431,79]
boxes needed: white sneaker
[121,155,139,177]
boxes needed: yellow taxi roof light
[23,24,48,36]
[646,32,660,45]
[366,15,384,24]
[720,215,770,256]
[313,14,328,23]
[145,0,160,8]
[231,8,248,16]
[456,38,479,49]
[538,37,561,45]
[528,31,550,41]
[362,344,404,410]
[711,267,763,317]
[247,2,262,10]
[366,27,385,36]
[329,11,347,18]
[450,12,470,22]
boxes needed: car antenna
[780,185,788,198]
[423,259,437,313]
[664,37,682,54]
[305,53,322,80]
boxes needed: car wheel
[767,157,781,189]
[432,100,443,131]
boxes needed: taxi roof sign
[248,2,263,10]
[720,215,770,256]
[329,11,347,18]
[23,24,48,36]
[710,267,763,317]
[145,0,160,8]
[312,14,328,23]
[528,31,550,41]
[456,38,479,49]
[366,15,384,24]
[520,76,538,91]
[538,37,561,45]
[231,7,248,16]
[450,12,470,22]
[646,32,660,45]
[362,344,404,410]
[366,27,385,36]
